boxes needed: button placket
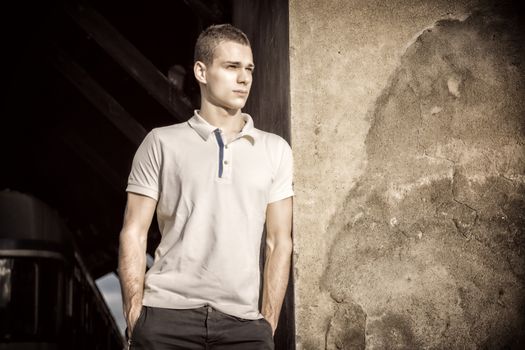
[213,129,226,178]
[223,141,233,178]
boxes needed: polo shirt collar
[188,110,257,144]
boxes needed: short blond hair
[194,24,250,66]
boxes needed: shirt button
[224,160,229,165]
[225,145,228,149]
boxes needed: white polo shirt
[126,110,294,320]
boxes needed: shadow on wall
[321,6,525,350]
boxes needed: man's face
[202,41,254,111]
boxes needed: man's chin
[224,101,248,111]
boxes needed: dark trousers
[128,305,274,350]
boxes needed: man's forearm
[118,228,148,318]
[261,236,293,333]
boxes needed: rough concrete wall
[290,1,525,349]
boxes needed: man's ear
[194,61,207,84]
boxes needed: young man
[118,24,294,350]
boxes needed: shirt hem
[142,297,263,320]
[268,190,294,204]
[126,183,159,201]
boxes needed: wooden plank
[233,1,295,349]
[65,2,192,122]
[51,48,147,147]
[60,131,123,193]
[233,0,291,142]
[183,0,224,22]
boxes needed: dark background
[0,0,294,348]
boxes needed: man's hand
[267,318,277,336]
[126,304,143,340]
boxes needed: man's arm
[118,192,157,339]
[261,196,293,335]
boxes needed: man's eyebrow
[223,61,255,68]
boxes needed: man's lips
[233,90,248,95]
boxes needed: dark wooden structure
[233,1,295,349]
[1,0,293,348]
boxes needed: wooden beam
[65,2,192,122]
[183,0,224,22]
[50,47,147,147]
[60,131,123,193]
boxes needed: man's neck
[199,103,245,134]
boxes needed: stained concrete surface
[290,1,524,349]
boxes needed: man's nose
[237,69,251,84]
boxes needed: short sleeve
[126,130,162,201]
[268,139,294,203]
